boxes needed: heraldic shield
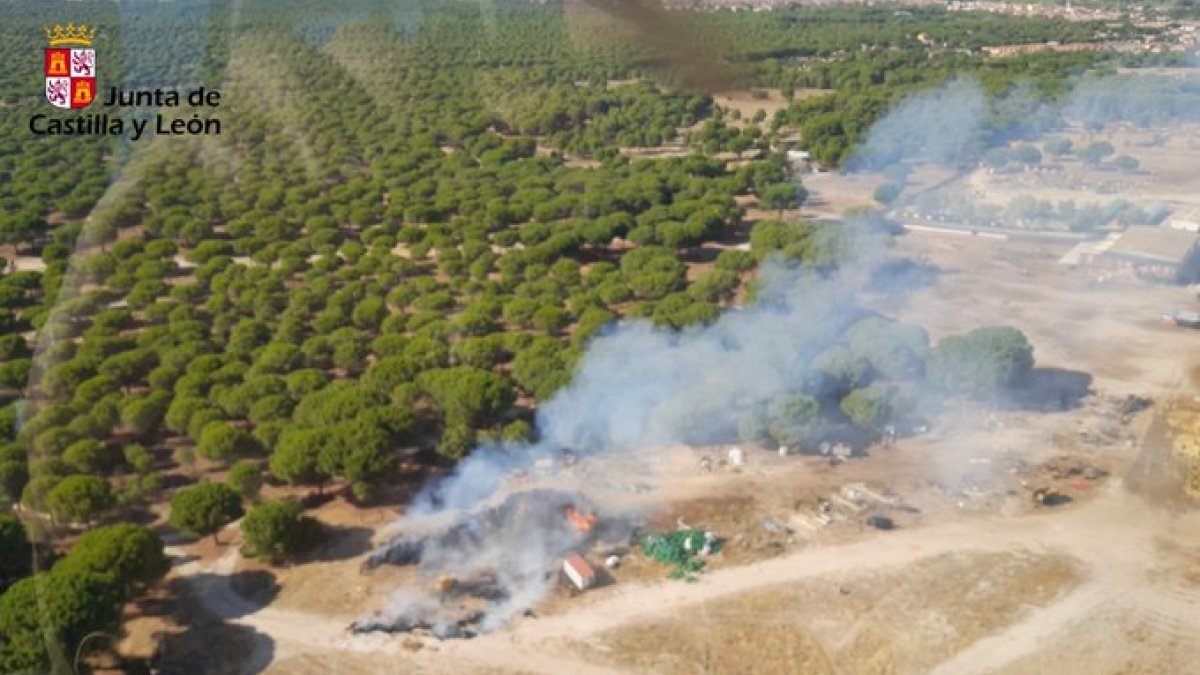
[45,48,96,109]
[44,24,98,109]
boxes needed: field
[588,550,1082,674]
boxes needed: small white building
[727,447,745,467]
[1168,206,1200,232]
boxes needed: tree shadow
[162,570,278,621]
[677,246,722,265]
[114,507,162,527]
[144,570,279,675]
[1001,367,1094,412]
[299,491,336,509]
[169,553,200,568]
[301,524,375,563]
[151,620,275,675]
[157,472,196,490]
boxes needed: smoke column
[369,218,890,632]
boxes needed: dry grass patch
[584,549,1081,675]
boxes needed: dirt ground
[139,190,1200,673]
[713,88,831,129]
[904,121,1200,223]
[874,231,1198,396]
[584,549,1081,675]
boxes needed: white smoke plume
[847,78,987,172]
[363,233,895,634]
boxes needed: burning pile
[354,489,618,638]
[564,504,597,533]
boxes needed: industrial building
[1168,206,1200,233]
[1076,226,1200,282]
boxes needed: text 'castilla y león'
[30,87,223,141]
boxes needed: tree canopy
[168,481,244,543]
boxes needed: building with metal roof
[1083,226,1200,282]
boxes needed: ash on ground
[352,489,631,638]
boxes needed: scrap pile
[793,482,906,532]
[354,489,624,638]
[640,529,719,581]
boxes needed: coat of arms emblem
[44,24,97,109]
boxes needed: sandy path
[170,479,1189,675]
[425,481,1174,674]
[169,544,352,670]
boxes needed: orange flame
[564,505,596,533]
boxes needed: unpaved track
[173,479,1195,674]
[435,480,1178,674]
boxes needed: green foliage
[196,421,259,463]
[873,182,902,205]
[240,498,320,563]
[812,344,872,395]
[122,443,153,474]
[620,247,686,300]
[269,429,326,487]
[759,182,807,213]
[54,524,169,599]
[0,461,28,506]
[293,382,379,427]
[227,461,263,502]
[1080,140,1115,166]
[927,326,1034,395]
[846,316,929,380]
[0,514,30,586]
[766,393,822,447]
[418,367,514,428]
[62,439,116,475]
[640,529,719,580]
[0,571,121,673]
[168,481,244,542]
[840,382,909,430]
[46,475,114,524]
[436,424,475,460]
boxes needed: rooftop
[1102,226,1200,266]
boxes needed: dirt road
[171,476,1199,674]
[430,480,1191,675]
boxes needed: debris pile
[793,482,906,532]
[356,489,628,637]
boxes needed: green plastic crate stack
[639,529,718,581]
